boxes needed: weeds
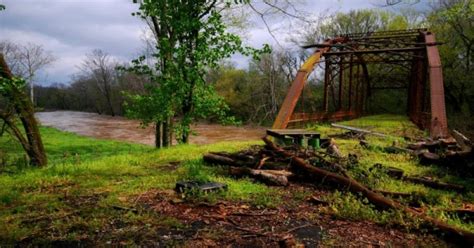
[0,126,274,244]
[310,115,474,232]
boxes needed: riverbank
[36,111,265,146]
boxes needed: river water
[36,111,266,145]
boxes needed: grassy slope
[0,115,472,244]
[0,127,274,244]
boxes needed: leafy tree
[428,0,474,127]
[0,4,47,167]
[0,40,56,105]
[124,0,269,146]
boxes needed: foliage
[0,76,27,95]
[427,1,474,137]
[21,6,474,140]
[0,40,56,106]
[124,0,270,144]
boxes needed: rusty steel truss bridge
[272,29,448,138]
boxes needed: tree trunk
[104,92,115,117]
[18,107,47,166]
[0,54,47,166]
[182,130,189,144]
[162,119,170,147]
[169,117,173,146]
[155,121,162,148]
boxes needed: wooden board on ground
[266,129,320,139]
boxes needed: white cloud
[0,0,429,84]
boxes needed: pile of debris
[331,123,473,175]
[202,137,474,246]
[407,130,473,170]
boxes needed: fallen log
[262,136,474,246]
[404,176,465,192]
[446,209,474,222]
[370,164,404,179]
[418,151,441,164]
[330,123,388,138]
[259,161,290,170]
[374,190,413,199]
[203,153,251,167]
[210,152,257,164]
[372,164,466,192]
[384,146,414,154]
[453,129,473,155]
[229,166,291,186]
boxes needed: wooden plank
[330,123,388,137]
[267,129,320,138]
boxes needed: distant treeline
[24,4,474,132]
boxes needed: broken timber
[262,137,474,246]
[330,123,388,137]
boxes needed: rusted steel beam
[303,41,440,49]
[329,59,419,64]
[273,30,448,136]
[323,60,329,112]
[348,55,353,110]
[337,28,426,38]
[424,32,448,138]
[408,47,427,130]
[346,32,425,40]
[288,110,357,124]
[338,59,344,110]
[355,64,360,114]
[271,42,332,129]
[323,47,424,56]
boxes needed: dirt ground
[36,111,265,145]
[133,185,449,247]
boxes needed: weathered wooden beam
[330,123,387,137]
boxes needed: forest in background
[2,2,472,132]
[1,1,474,246]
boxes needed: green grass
[0,126,277,244]
[309,114,474,233]
[0,115,472,245]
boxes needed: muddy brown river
[36,111,265,145]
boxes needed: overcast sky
[0,0,424,85]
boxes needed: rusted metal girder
[272,29,449,138]
[338,58,344,110]
[272,39,338,129]
[288,110,357,126]
[423,31,449,138]
[323,47,424,56]
[337,29,427,38]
